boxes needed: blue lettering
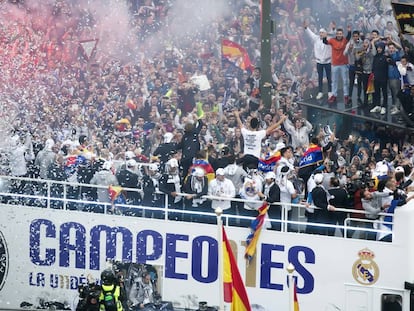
[288,246,315,294]
[29,272,45,287]
[137,230,163,263]
[60,222,86,268]
[30,219,56,266]
[90,225,133,270]
[192,236,217,283]
[50,274,59,288]
[260,244,285,290]
[165,234,188,280]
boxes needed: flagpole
[216,207,225,311]
[287,263,295,311]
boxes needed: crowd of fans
[1,0,414,240]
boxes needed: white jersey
[208,178,236,210]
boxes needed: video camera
[76,283,101,311]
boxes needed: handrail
[0,174,395,239]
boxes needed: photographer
[76,279,102,311]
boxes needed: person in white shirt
[283,116,312,150]
[234,110,286,170]
[276,166,298,231]
[303,22,332,100]
[208,168,236,224]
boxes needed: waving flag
[109,185,124,203]
[298,144,323,167]
[189,159,215,182]
[245,202,269,262]
[223,226,251,311]
[221,39,254,72]
[366,73,375,94]
[258,151,281,172]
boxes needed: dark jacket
[372,51,389,82]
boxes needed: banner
[298,144,323,167]
[392,2,414,35]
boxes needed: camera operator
[344,169,375,239]
[129,272,157,311]
[76,269,126,311]
[76,277,102,311]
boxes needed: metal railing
[0,174,394,239]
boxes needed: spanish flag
[108,185,123,202]
[245,202,269,262]
[294,280,300,311]
[223,226,251,311]
[221,39,254,72]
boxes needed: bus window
[382,294,402,311]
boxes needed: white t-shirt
[279,180,296,211]
[241,128,267,158]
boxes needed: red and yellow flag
[294,281,300,311]
[221,39,254,72]
[108,185,123,202]
[223,226,251,311]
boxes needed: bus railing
[0,174,394,239]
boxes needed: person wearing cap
[142,163,164,219]
[258,171,281,230]
[208,168,236,224]
[182,166,209,222]
[152,132,177,173]
[309,172,336,235]
[116,159,142,216]
[303,21,332,100]
[159,158,183,221]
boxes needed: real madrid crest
[352,248,379,285]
